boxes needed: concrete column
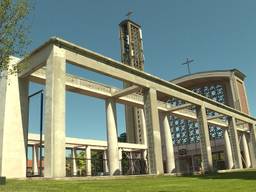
[125,106,136,143]
[119,149,123,174]
[141,109,148,146]
[133,108,146,144]
[32,145,39,175]
[19,78,29,152]
[196,104,213,173]
[44,45,66,178]
[143,150,148,173]
[20,77,29,175]
[223,128,234,169]
[191,156,195,172]
[0,57,27,178]
[103,150,109,174]
[143,88,164,174]
[106,99,120,175]
[162,113,175,173]
[241,133,251,168]
[127,151,135,174]
[228,117,243,169]
[85,146,91,176]
[248,123,256,168]
[72,149,77,176]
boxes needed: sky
[27,0,256,141]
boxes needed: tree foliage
[76,151,86,173]
[0,0,31,75]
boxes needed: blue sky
[28,0,256,140]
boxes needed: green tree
[0,0,31,76]
[76,151,86,176]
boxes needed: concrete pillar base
[106,99,120,176]
[242,133,251,168]
[162,113,175,173]
[224,128,234,169]
[86,146,91,176]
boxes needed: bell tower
[119,19,145,144]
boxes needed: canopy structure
[0,37,255,178]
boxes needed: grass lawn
[1,170,256,192]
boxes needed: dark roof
[231,69,246,80]
[170,69,246,82]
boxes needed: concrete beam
[30,70,236,131]
[18,43,52,78]
[204,102,254,125]
[167,103,193,112]
[67,47,255,124]
[207,114,225,120]
[168,107,229,128]
[28,133,147,151]
[64,48,203,106]
[111,85,140,98]
[208,118,228,128]
[21,38,255,127]
[30,69,144,108]
[61,42,255,125]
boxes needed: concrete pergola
[0,37,256,178]
[27,133,147,176]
